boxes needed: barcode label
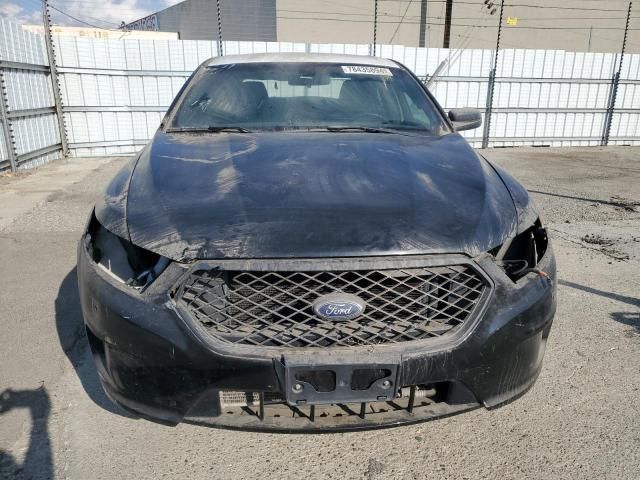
[341,65,393,76]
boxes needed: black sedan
[77,53,556,431]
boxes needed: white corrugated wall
[0,18,62,171]
[2,15,640,167]
[52,36,640,156]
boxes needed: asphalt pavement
[0,147,639,479]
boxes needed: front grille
[177,262,489,348]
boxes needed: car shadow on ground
[611,311,640,337]
[54,267,135,419]
[0,387,52,480]
[558,279,639,307]
[529,190,639,211]
[558,279,640,337]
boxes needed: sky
[0,0,181,28]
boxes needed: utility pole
[419,0,428,48]
[42,0,68,157]
[443,0,453,48]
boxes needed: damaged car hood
[112,131,518,260]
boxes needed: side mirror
[448,108,482,131]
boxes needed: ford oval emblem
[313,294,366,321]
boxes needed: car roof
[206,52,399,68]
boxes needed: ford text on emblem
[312,294,366,321]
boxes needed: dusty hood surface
[123,131,518,260]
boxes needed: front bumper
[77,241,556,432]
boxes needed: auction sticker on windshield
[342,65,393,76]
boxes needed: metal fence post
[482,0,504,149]
[216,0,224,56]
[42,0,68,157]
[601,1,632,146]
[372,0,378,56]
[601,72,619,146]
[482,68,496,149]
[0,66,17,171]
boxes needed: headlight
[491,218,549,282]
[484,160,549,281]
[84,214,169,289]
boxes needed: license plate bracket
[283,357,400,406]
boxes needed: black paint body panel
[77,240,556,430]
[120,131,517,260]
[81,109,558,430]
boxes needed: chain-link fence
[1,1,639,171]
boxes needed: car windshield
[168,62,448,134]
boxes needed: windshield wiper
[319,126,413,136]
[166,126,252,133]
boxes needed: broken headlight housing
[491,218,549,282]
[84,214,169,290]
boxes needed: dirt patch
[364,458,386,479]
[572,233,631,261]
[610,196,640,213]
[0,169,35,185]
[582,234,615,246]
